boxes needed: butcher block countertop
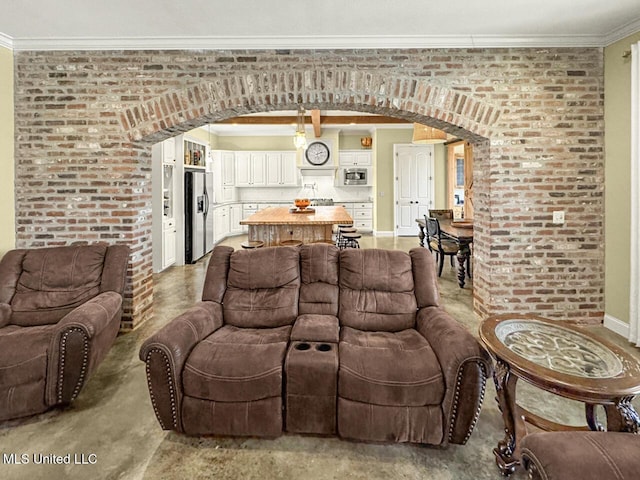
[240,206,353,225]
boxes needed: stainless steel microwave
[343,168,368,185]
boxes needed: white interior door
[394,145,434,236]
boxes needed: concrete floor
[1,234,639,480]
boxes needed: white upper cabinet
[339,150,372,166]
[236,152,266,187]
[161,138,176,164]
[250,153,266,185]
[266,152,298,187]
[211,150,237,203]
[265,153,280,185]
[222,151,235,186]
[280,152,298,186]
[235,152,250,186]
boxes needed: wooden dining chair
[425,216,459,277]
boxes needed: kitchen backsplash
[237,175,373,202]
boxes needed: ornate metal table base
[492,359,522,476]
[492,358,640,476]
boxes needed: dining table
[416,217,474,288]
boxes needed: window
[447,141,474,218]
[455,157,464,187]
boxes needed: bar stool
[336,226,357,249]
[279,239,303,247]
[341,232,361,249]
[336,223,354,235]
[240,240,265,249]
[334,223,353,247]
[335,223,354,238]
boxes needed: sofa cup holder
[294,342,333,352]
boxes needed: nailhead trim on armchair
[57,327,89,403]
[144,347,178,430]
[447,359,489,445]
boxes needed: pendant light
[293,106,308,150]
[412,123,447,144]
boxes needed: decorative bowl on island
[294,198,311,210]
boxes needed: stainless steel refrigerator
[184,169,214,264]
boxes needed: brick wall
[13,48,604,328]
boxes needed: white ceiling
[1,0,639,50]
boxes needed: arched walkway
[121,68,498,327]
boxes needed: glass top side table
[480,314,640,476]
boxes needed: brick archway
[120,68,499,329]
[121,71,499,143]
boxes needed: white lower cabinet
[212,203,244,242]
[213,206,230,243]
[353,220,373,231]
[339,202,373,232]
[242,203,258,233]
[162,219,176,268]
[211,201,372,243]
[229,204,243,235]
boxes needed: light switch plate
[552,211,565,224]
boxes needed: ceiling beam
[311,109,322,137]
[217,115,411,126]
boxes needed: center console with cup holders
[285,314,340,434]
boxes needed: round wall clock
[305,141,330,166]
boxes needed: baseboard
[603,314,629,339]
[373,230,395,237]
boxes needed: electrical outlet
[552,211,565,225]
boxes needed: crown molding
[0,33,13,49]
[6,33,614,51]
[603,17,640,46]
[3,21,639,52]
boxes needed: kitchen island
[240,206,353,246]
